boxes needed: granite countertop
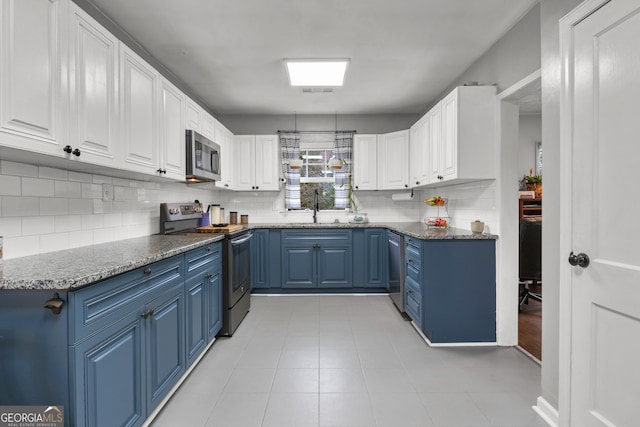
[0,234,223,291]
[248,222,497,240]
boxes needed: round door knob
[568,251,590,268]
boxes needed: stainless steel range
[160,202,252,336]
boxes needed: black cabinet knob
[143,268,152,276]
[355,186,359,189]
[416,181,420,185]
[63,145,72,154]
[72,148,81,157]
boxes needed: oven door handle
[230,233,253,245]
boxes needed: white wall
[0,160,220,259]
[518,114,542,177]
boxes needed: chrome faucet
[313,189,319,223]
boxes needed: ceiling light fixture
[284,59,349,87]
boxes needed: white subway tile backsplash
[82,183,103,199]
[22,177,55,197]
[39,166,68,180]
[93,228,115,245]
[54,215,80,233]
[69,230,93,249]
[93,200,114,214]
[54,181,82,198]
[112,177,131,187]
[68,171,93,183]
[103,213,123,228]
[0,217,22,237]
[40,198,69,216]
[81,214,104,230]
[92,175,113,184]
[114,186,137,201]
[4,235,39,259]
[22,216,55,236]
[68,199,93,215]
[0,175,21,196]
[2,196,39,216]
[40,233,70,254]
[1,161,38,177]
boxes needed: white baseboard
[410,320,497,347]
[533,396,559,427]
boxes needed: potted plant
[521,168,542,197]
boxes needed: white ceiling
[85,0,539,115]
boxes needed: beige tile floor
[152,295,548,427]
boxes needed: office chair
[519,217,542,307]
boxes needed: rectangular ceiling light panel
[285,59,349,87]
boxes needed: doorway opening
[497,70,542,363]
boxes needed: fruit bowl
[424,216,449,228]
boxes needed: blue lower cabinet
[146,282,186,410]
[72,314,145,427]
[317,244,352,288]
[421,240,496,343]
[251,229,281,289]
[282,246,316,288]
[281,229,353,289]
[206,269,223,340]
[0,244,223,427]
[352,229,387,289]
[186,276,206,365]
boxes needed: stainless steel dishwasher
[388,230,405,312]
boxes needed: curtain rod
[277,130,357,134]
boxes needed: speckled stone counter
[0,234,223,291]
[248,222,497,240]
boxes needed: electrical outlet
[102,184,114,201]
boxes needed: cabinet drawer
[405,238,421,260]
[282,229,352,243]
[405,273,421,295]
[406,260,421,285]
[69,256,184,344]
[405,284,421,324]
[185,242,222,278]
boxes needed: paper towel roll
[391,192,414,201]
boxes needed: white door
[428,102,442,183]
[568,0,640,425]
[441,89,458,181]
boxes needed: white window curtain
[279,131,354,210]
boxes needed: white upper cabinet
[409,116,430,188]
[352,134,378,190]
[428,101,442,183]
[68,3,119,167]
[234,135,280,191]
[429,86,496,185]
[120,44,160,175]
[0,0,67,155]
[201,113,215,141]
[159,77,185,180]
[254,135,280,191]
[214,120,235,190]
[377,130,410,190]
[186,99,201,132]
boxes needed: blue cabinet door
[206,269,223,340]
[251,229,269,288]
[282,246,316,288]
[185,275,206,365]
[364,229,386,288]
[72,313,145,427]
[145,282,186,411]
[317,244,352,288]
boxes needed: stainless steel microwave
[186,130,221,182]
